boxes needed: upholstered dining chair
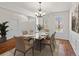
[22,30,32,41]
[41,32,56,56]
[14,36,34,56]
[22,31,28,35]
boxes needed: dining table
[22,32,48,51]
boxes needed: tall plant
[37,24,43,31]
[0,21,9,42]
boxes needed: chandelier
[35,2,45,17]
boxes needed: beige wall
[69,2,79,56]
[43,11,69,40]
[0,7,36,39]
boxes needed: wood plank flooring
[56,39,76,56]
[0,37,76,56]
[0,38,16,54]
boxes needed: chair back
[22,31,28,35]
[14,36,25,52]
[50,32,56,43]
[29,30,33,34]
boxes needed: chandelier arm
[35,2,45,17]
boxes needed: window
[56,16,63,32]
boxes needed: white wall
[0,7,36,39]
[43,11,69,40]
[69,2,79,55]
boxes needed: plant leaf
[2,21,8,26]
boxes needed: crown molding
[0,6,35,17]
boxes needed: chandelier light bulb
[35,2,46,17]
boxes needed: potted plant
[0,21,9,42]
[37,24,43,31]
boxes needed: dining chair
[22,31,28,35]
[29,30,33,34]
[41,32,56,56]
[22,30,31,41]
[14,36,34,56]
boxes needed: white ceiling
[22,2,72,12]
[0,2,73,16]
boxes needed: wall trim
[69,39,77,56]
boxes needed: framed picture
[72,4,79,33]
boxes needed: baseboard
[55,37,68,40]
[69,39,77,56]
[7,36,13,40]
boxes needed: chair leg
[32,47,34,56]
[50,45,53,56]
[24,53,26,56]
[40,40,41,52]
[52,41,56,51]
[53,43,55,50]
[14,49,17,56]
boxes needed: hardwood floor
[56,39,76,56]
[0,38,16,54]
[0,37,76,56]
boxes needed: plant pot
[0,37,6,43]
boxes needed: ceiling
[22,2,72,12]
[0,2,73,16]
